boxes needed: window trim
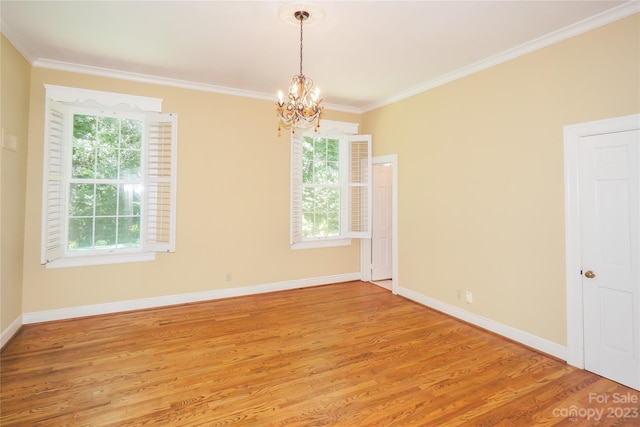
[290,120,371,250]
[45,250,155,269]
[44,84,162,112]
[291,237,352,251]
[41,85,177,269]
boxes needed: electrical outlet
[225,273,232,282]
[466,291,473,304]
[2,129,17,151]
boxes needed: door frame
[564,113,640,368]
[361,154,398,294]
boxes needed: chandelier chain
[299,14,304,76]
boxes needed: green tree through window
[68,114,143,251]
[301,136,340,238]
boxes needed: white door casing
[564,114,640,390]
[372,164,393,281]
[361,155,398,294]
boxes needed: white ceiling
[1,1,636,113]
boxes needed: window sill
[291,238,352,250]
[45,251,156,269]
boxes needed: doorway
[362,154,398,294]
[564,114,640,390]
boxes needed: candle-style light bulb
[311,87,320,102]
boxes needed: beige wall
[362,14,640,346]
[1,35,30,334]
[21,69,361,313]
[5,14,639,349]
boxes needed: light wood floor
[2,281,638,426]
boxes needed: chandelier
[276,10,324,134]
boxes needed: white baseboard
[9,276,566,363]
[21,273,361,325]
[1,315,24,349]
[397,286,568,361]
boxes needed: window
[291,121,372,249]
[301,136,341,238]
[41,85,178,268]
[68,113,143,251]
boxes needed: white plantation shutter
[345,135,372,238]
[290,131,304,244]
[145,113,178,252]
[41,100,68,264]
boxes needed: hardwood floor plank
[2,281,638,426]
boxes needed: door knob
[584,270,596,279]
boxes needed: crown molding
[10,1,637,115]
[362,1,640,112]
[1,18,37,64]
[32,58,273,100]
[30,58,362,114]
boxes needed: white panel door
[580,129,639,390]
[371,164,393,281]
